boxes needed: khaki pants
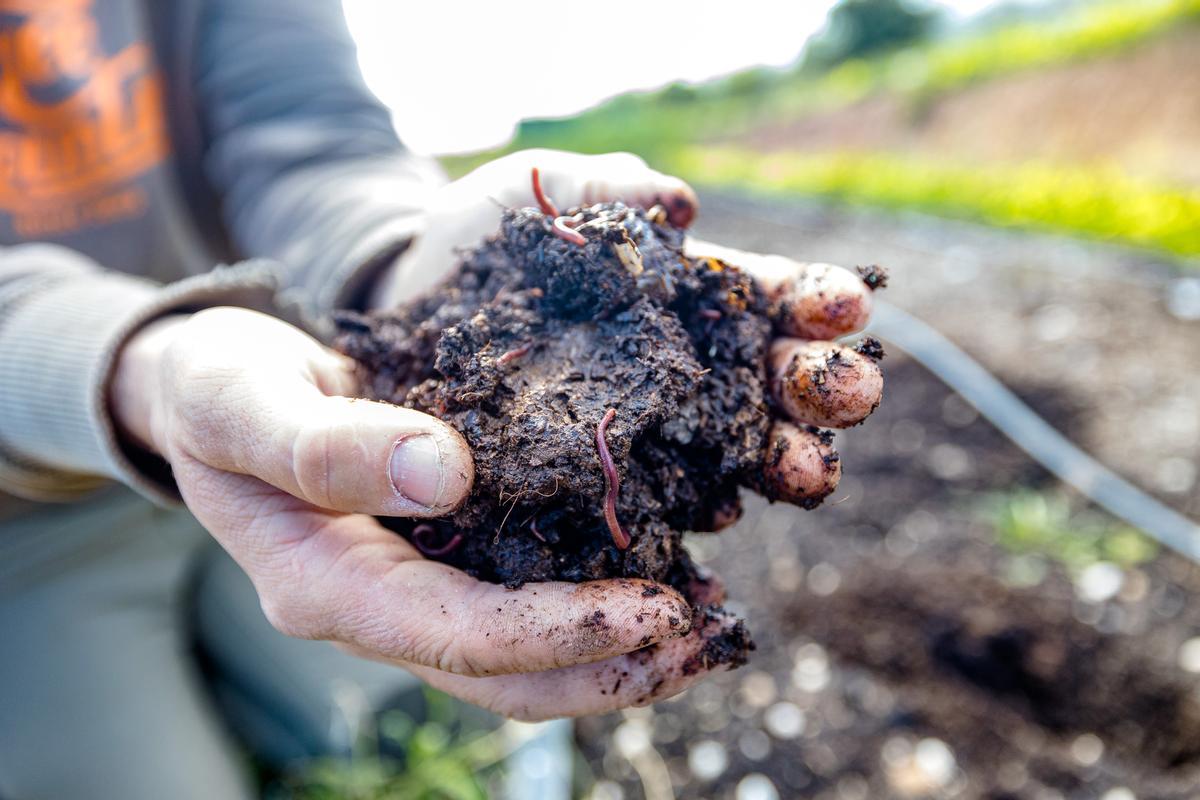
[0,487,419,800]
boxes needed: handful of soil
[334,170,880,670]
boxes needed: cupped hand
[110,307,706,720]
[684,239,884,522]
[108,149,884,721]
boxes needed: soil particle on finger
[682,605,757,675]
[854,336,886,362]
[856,263,889,290]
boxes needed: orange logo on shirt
[0,0,169,236]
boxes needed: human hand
[684,239,885,518]
[369,148,699,309]
[108,307,712,720]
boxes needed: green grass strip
[668,147,1200,257]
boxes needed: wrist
[109,314,189,456]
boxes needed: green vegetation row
[664,147,1200,257]
[511,0,1200,156]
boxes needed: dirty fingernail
[390,435,444,508]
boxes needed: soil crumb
[856,263,889,291]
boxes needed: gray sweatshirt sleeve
[196,0,447,329]
[0,2,445,502]
[0,247,278,502]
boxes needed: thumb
[177,370,474,517]
[286,397,475,516]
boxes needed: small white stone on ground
[1100,788,1136,800]
[1178,637,1200,673]
[739,670,778,709]
[764,701,806,739]
[914,738,956,787]
[792,643,831,692]
[736,773,780,800]
[1075,562,1124,603]
[1070,733,1104,766]
[808,562,842,596]
[589,779,624,800]
[738,729,772,761]
[1167,277,1200,321]
[687,739,728,781]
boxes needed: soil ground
[576,193,1200,800]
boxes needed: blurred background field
[316,1,1200,797]
[437,0,1200,257]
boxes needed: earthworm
[529,518,547,543]
[552,215,587,246]
[595,408,632,550]
[531,167,559,217]
[698,308,722,320]
[498,343,532,364]
[411,524,463,557]
[531,168,586,246]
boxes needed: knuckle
[290,421,336,508]
[430,636,489,677]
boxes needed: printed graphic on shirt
[0,0,168,237]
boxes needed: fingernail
[390,434,444,508]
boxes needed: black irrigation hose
[868,300,1200,563]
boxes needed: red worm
[552,215,587,246]
[497,343,532,364]
[698,308,722,320]
[531,167,559,217]
[412,524,463,557]
[595,408,632,550]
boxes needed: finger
[755,421,841,508]
[764,261,875,340]
[769,338,883,428]
[405,607,747,721]
[175,367,473,517]
[176,459,693,676]
[685,240,874,339]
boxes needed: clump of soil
[334,177,820,670]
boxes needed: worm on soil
[531,167,559,217]
[595,408,632,550]
[552,215,587,246]
[497,343,532,364]
[412,524,464,557]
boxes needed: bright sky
[343,0,1006,156]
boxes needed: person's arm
[0,246,277,502]
[194,0,445,325]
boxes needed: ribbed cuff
[0,255,280,504]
